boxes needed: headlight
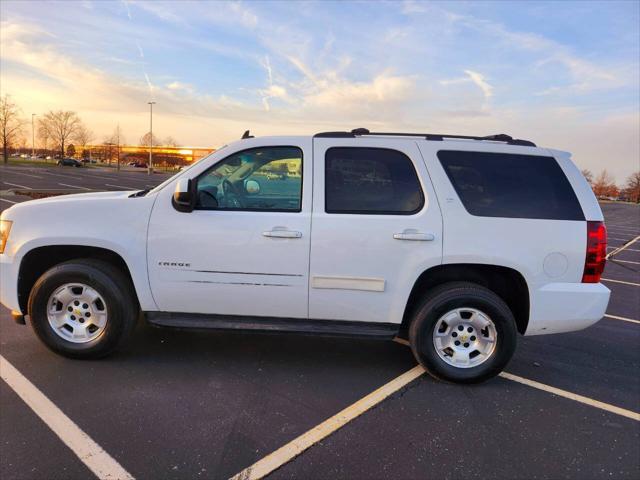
[0,220,12,254]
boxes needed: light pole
[31,114,36,159]
[147,101,156,175]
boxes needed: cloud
[464,70,493,99]
[440,70,493,109]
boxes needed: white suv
[0,129,610,383]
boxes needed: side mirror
[172,178,195,212]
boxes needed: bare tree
[163,136,179,147]
[623,171,640,203]
[0,95,25,164]
[105,125,125,170]
[140,131,160,147]
[581,169,593,185]
[74,124,93,158]
[592,170,618,199]
[38,111,82,158]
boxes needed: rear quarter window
[438,150,584,220]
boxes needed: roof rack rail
[314,128,536,147]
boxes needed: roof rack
[314,128,536,147]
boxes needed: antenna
[241,130,254,139]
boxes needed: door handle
[263,229,302,239]
[393,231,435,241]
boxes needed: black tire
[27,259,138,359]
[409,282,517,384]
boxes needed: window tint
[196,146,302,211]
[325,148,424,214]
[438,150,584,220]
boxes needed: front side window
[438,150,584,220]
[325,147,424,214]
[196,146,303,211]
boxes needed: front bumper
[0,253,21,313]
[525,282,611,335]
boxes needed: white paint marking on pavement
[601,278,640,287]
[606,224,640,232]
[613,259,640,265]
[105,184,136,190]
[11,172,43,179]
[3,181,32,190]
[393,339,640,420]
[0,198,18,204]
[0,355,135,480]
[607,235,640,259]
[499,372,640,421]
[604,314,640,325]
[41,171,82,180]
[607,247,640,253]
[230,365,426,480]
[58,183,93,191]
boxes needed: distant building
[82,144,216,167]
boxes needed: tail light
[582,221,607,283]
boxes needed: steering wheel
[222,179,244,208]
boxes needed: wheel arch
[400,263,530,336]
[18,245,139,314]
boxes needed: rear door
[309,137,443,324]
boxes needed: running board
[145,312,399,339]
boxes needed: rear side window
[438,150,584,220]
[325,147,424,214]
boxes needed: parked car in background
[0,128,610,384]
[57,158,82,167]
[133,162,148,168]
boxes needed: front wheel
[409,282,517,383]
[28,259,138,359]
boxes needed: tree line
[0,95,179,166]
[581,169,640,204]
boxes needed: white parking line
[606,225,640,232]
[607,235,640,259]
[607,247,640,253]
[105,184,136,190]
[613,259,640,265]
[41,171,82,180]
[3,181,32,190]
[498,372,640,421]
[0,198,18,204]
[604,314,640,325]
[230,365,426,480]
[0,355,135,480]
[9,172,43,179]
[58,183,93,190]
[392,340,640,421]
[601,278,640,287]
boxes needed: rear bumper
[525,282,610,335]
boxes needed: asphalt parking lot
[0,163,638,480]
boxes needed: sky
[1,0,639,181]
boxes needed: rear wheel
[409,282,517,383]
[28,259,138,359]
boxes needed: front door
[309,137,443,324]
[147,139,312,318]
